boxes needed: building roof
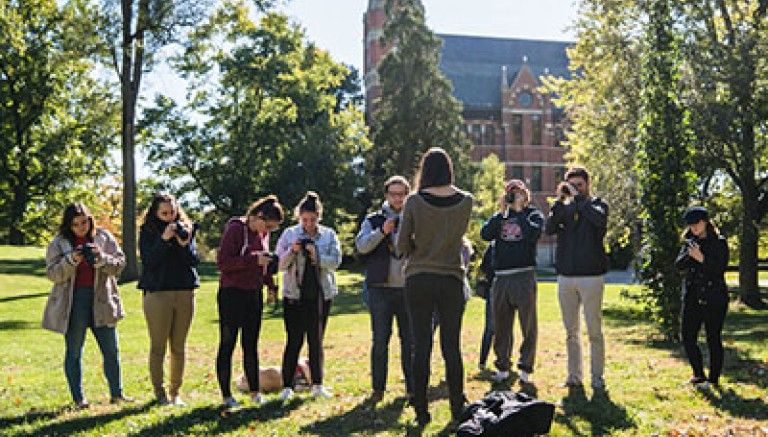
[437,34,573,110]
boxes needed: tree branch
[716,0,737,47]
[110,43,123,82]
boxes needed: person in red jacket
[216,195,284,409]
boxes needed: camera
[175,221,199,240]
[558,182,574,201]
[504,191,517,204]
[298,238,314,251]
[266,252,280,276]
[80,244,96,266]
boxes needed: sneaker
[478,363,486,371]
[519,370,532,384]
[279,387,294,402]
[171,395,187,407]
[695,381,711,391]
[250,392,265,405]
[222,396,240,409]
[74,399,90,410]
[311,385,332,398]
[156,394,170,406]
[492,370,510,383]
[110,395,135,404]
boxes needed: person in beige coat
[42,203,129,408]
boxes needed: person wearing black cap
[675,206,729,389]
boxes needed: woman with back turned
[396,147,474,427]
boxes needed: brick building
[364,0,572,264]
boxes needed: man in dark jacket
[355,175,412,403]
[481,179,543,384]
[545,167,609,390]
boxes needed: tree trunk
[738,185,764,308]
[8,169,27,245]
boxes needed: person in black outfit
[675,206,729,389]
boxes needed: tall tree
[140,3,370,246]
[0,0,117,245]
[97,0,213,280]
[369,0,472,192]
[543,0,645,251]
[677,0,768,308]
[635,0,696,338]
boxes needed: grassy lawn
[0,245,766,436]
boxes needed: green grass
[0,245,766,436]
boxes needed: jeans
[282,298,331,387]
[64,287,122,403]
[405,273,466,419]
[368,286,413,393]
[479,288,494,367]
[681,291,728,383]
[216,287,262,397]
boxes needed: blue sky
[137,0,579,176]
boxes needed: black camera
[504,192,517,204]
[80,244,96,266]
[175,221,199,240]
[266,252,280,276]
[298,238,314,251]
[685,238,698,248]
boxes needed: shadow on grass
[0,259,46,276]
[0,292,48,304]
[554,385,635,436]
[5,402,153,437]
[299,396,409,436]
[128,397,307,436]
[699,384,768,421]
[0,320,36,331]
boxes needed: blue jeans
[64,287,122,402]
[479,289,494,366]
[368,287,413,393]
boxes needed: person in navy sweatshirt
[139,193,200,406]
[481,179,543,385]
[216,195,284,409]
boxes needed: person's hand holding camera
[175,222,192,246]
[381,218,398,235]
[161,222,177,241]
[291,240,302,253]
[557,181,578,202]
[304,242,318,264]
[71,248,84,264]
[687,241,704,263]
[254,251,273,267]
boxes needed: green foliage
[0,0,119,245]
[543,0,644,251]
[368,0,473,193]
[633,0,696,339]
[466,154,505,275]
[140,2,371,249]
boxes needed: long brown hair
[59,203,96,245]
[141,193,189,234]
[246,195,284,222]
[415,147,454,190]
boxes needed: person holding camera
[216,195,285,408]
[396,147,473,427]
[481,179,543,384]
[138,193,200,406]
[43,203,129,408]
[355,175,413,403]
[276,191,342,401]
[545,167,609,390]
[675,206,729,389]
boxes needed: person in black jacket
[675,206,729,389]
[138,193,200,406]
[545,167,609,390]
[481,179,543,384]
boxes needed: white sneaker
[695,381,711,391]
[493,371,510,382]
[170,395,187,407]
[222,396,240,409]
[250,392,266,404]
[279,387,294,401]
[311,385,332,398]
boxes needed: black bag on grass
[456,391,555,437]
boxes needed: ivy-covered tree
[369,0,472,193]
[141,2,370,247]
[635,0,696,338]
[0,0,118,245]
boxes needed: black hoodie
[544,195,609,276]
[481,206,544,271]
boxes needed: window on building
[554,166,565,185]
[531,166,542,192]
[511,115,523,145]
[470,124,483,145]
[510,165,524,181]
[554,126,565,147]
[531,114,542,145]
[483,125,495,145]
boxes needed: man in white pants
[545,167,609,390]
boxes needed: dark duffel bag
[456,391,555,437]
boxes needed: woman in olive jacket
[675,206,729,388]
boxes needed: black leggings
[216,287,263,397]
[281,298,331,388]
[681,291,727,383]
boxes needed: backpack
[456,391,555,437]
